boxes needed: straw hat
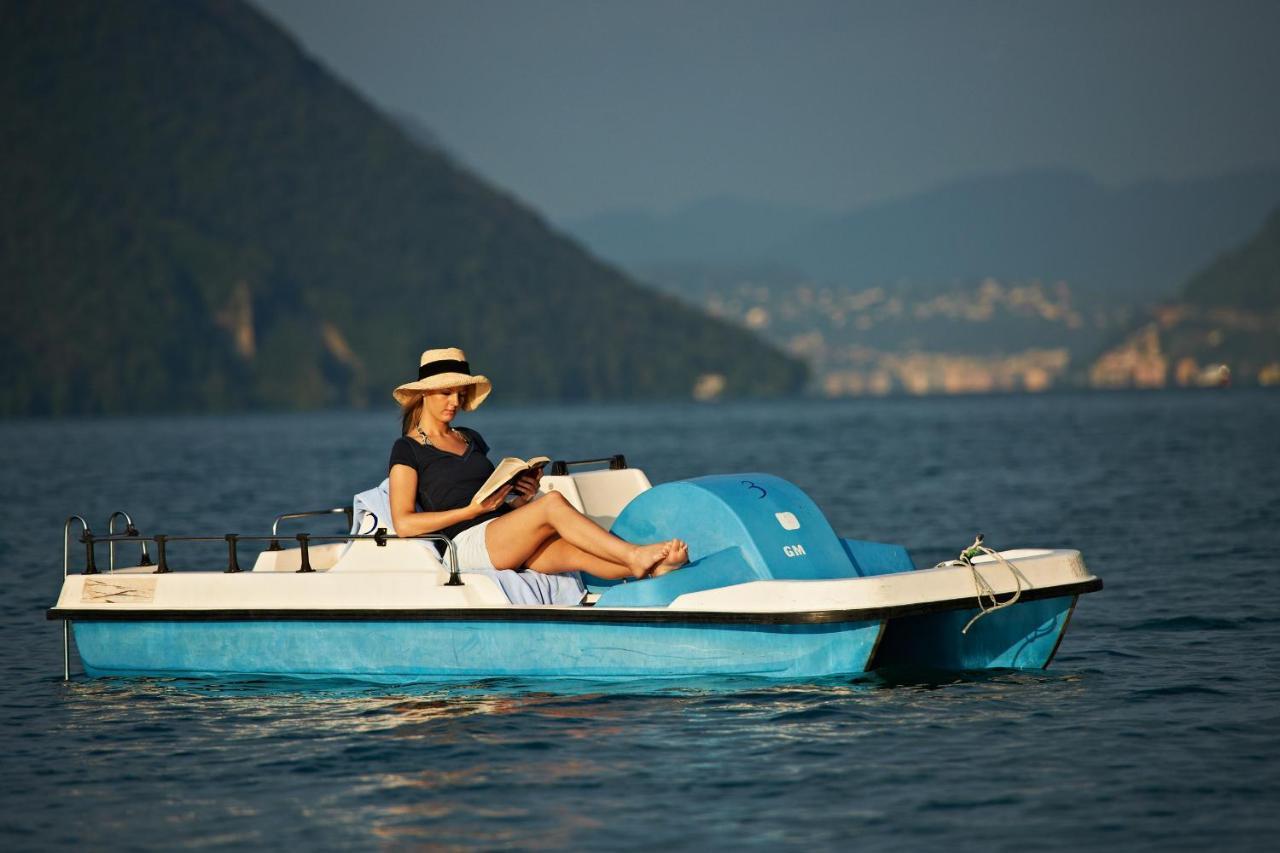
[392,347,492,410]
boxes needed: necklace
[417,426,465,447]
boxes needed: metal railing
[69,529,461,584]
[107,510,151,571]
[58,507,461,682]
[269,507,354,548]
[549,455,628,476]
[61,515,91,681]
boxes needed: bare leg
[484,492,681,577]
[524,535,635,579]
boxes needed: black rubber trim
[47,578,1101,625]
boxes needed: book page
[473,456,551,504]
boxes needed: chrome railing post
[270,508,351,550]
[107,511,151,569]
[61,515,90,682]
[107,511,131,573]
[436,536,463,586]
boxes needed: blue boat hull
[872,595,1078,671]
[72,618,886,681]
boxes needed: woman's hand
[509,468,543,507]
[472,484,513,514]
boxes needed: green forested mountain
[1087,206,1280,388]
[0,0,805,416]
[1181,206,1280,310]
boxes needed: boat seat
[320,479,585,603]
[328,538,448,573]
[539,468,652,528]
[327,477,449,572]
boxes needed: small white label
[782,544,807,558]
[775,511,800,531]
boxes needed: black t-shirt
[388,427,511,539]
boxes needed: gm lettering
[782,544,807,558]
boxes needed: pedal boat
[47,461,1102,682]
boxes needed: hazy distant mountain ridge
[563,197,828,269]
[777,169,1280,302]
[568,169,1280,396]
[566,168,1280,303]
[0,0,804,416]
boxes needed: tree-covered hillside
[0,0,805,415]
[1088,206,1280,389]
[1182,207,1280,310]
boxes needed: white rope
[933,534,1025,634]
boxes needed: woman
[388,347,688,580]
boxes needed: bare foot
[629,542,672,578]
[650,539,689,577]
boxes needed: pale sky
[255,0,1280,219]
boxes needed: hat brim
[393,373,492,410]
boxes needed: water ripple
[3,393,1279,849]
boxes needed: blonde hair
[400,396,423,436]
[400,387,469,434]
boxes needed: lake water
[2,391,1277,849]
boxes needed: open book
[474,456,551,505]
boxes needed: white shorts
[451,518,497,571]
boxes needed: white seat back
[328,538,448,573]
[253,479,447,573]
[539,468,652,528]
